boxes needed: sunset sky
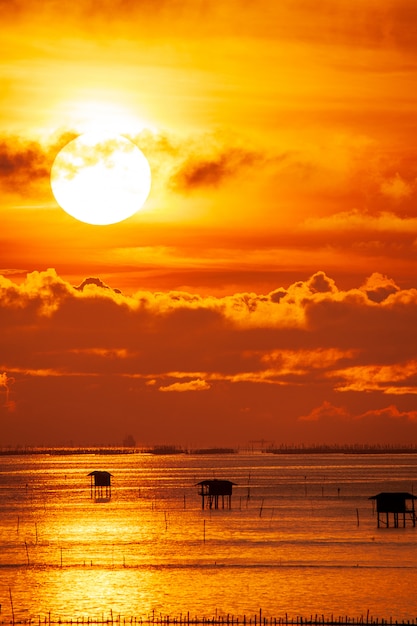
[1,0,417,447]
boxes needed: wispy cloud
[0,138,50,192]
[159,378,210,392]
[299,401,417,424]
[0,132,77,195]
[171,147,260,192]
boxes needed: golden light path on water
[6,566,416,621]
[1,452,417,621]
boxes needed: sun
[50,131,151,225]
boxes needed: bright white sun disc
[50,132,151,225]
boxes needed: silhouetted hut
[197,479,236,509]
[369,492,417,528]
[88,470,112,499]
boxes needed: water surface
[1,452,417,622]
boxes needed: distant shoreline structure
[1,443,417,456]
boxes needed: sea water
[1,452,417,622]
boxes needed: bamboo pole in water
[8,587,14,625]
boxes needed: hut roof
[196,479,237,486]
[87,470,113,477]
[369,492,416,500]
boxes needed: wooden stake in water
[9,587,14,625]
[25,541,30,566]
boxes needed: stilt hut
[88,470,112,499]
[369,492,417,528]
[197,479,236,509]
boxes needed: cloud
[307,271,338,295]
[0,372,13,391]
[75,276,123,294]
[4,0,417,54]
[1,268,417,445]
[299,401,350,422]
[0,371,15,412]
[380,173,413,202]
[0,138,49,192]
[0,132,77,195]
[170,147,260,192]
[261,348,357,377]
[304,209,417,234]
[358,405,417,422]
[299,401,417,426]
[130,129,265,200]
[295,399,417,446]
[159,378,211,392]
[330,361,417,395]
[359,272,400,303]
[0,268,28,276]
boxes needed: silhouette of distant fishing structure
[196,479,236,509]
[369,492,417,528]
[88,470,112,499]
[84,470,417,532]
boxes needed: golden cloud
[159,378,211,392]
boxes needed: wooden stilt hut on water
[197,479,236,509]
[88,470,112,499]
[369,492,417,528]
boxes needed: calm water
[1,452,417,622]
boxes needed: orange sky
[1,0,417,447]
